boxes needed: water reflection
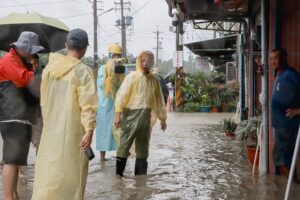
[1,113,300,199]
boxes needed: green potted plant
[210,94,221,112]
[183,102,200,112]
[235,117,261,165]
[199,93,211,112]
[220,85,230,112]
[228,98,238,113]
[221,118,237,137]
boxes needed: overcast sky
[0,0,213,61]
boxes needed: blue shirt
[271,67,300,128]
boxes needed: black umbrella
[0,12,70,52]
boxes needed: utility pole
[153,26,163,66]
[121,0,126,57]
[90,0,103,69]
[115,0,131,58]
[93,0,98,68]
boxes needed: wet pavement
[1,112,300,200]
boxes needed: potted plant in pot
[235,117,261,165]
[220,85,230,112]
[199,93,211,112]
[221,118,237,137]
[210,94,221,112]
[228,97,238,113]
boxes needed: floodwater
[1,113,300,200]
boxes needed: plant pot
[224,131,235,137]
[247,147,259,165]
[199,106,210,112]
[211,107,219,112]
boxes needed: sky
[0,0,213,61]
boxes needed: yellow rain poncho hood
[104,58,126,99]
[32,53,98,200]
[115,51,166,121]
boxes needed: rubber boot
[116,157,127,177]
[134,158,148,175]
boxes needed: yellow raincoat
[115,51,167,159]
[32,53,98,200]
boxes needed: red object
[215,0,223,5]
[247,147,260,165]
[211,107,219,112]
[0,48,33,87]
[167,96,171,112]
[279,165,290,177]
[225,132,235,137]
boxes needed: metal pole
[120,0,126,57]
[176,25,179,51]
[175,25,179,108]
[260,0,269,174]
[284,126,300,200]
[93,0,98,69]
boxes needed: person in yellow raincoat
[114,51,167,176]
[31,29,98,200]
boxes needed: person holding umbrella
[32,28,97,200]
[0,31,45,200]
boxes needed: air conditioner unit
[226,62,237,83]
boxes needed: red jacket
[0,48,33,87]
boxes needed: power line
[57,12,92,19]
[0,0,75,8]
[10,0,34,12]
[130,0,153,16]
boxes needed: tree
[158,59,173,76]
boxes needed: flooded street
[1,113,300,199]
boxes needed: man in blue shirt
[270,47,300,177]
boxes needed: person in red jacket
[0,31,45,200]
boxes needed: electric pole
[115,0,131,58]
[93,0,98,68]
[121,0,126,57]
[90,0,103,69]
[153,26,163,66]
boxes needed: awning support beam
[193,20,242,33]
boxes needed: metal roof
[185,34,237,57]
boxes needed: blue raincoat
[96,60,127,151]
[96,65,116,151]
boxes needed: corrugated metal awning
[185,34,237,57]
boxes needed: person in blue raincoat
[96,44,126,161]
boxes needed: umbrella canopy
[0,12,70,52]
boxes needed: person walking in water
[96,44,126,161]
[32,29,97,200]
[114,51,167,177]
[0,31,45,200]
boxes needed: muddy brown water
[1,113,300,199]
